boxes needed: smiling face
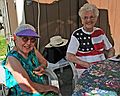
[81,11,98,32]
[15,36,37,57]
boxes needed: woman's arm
[34,48,48,68]
[66,52,90,68]
[6,56,58,94]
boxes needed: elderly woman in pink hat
[1,24,59,96]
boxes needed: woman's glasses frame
[19,36,37,43]
[82,16,96,21]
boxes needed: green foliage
[0,35,7,57]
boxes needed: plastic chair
[44,69,62,96]
[0,66,9,96]
[47,58,78,94]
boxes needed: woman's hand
[66,53,91,68]
[33,83,60,95]
[81,61,91,68]
[40,85,60,95]
[48,85,60,94]
[33,66,45,76]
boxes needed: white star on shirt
[82,49,84,51]
[80,33,83,35]
[76,33,79,35]
[83,43,86,45]
[87,48,89,51]
[80,37,82,39]
[87,42,90,45]
[91,48,93,50]
[88,37,90,39]
[84,37,87,39]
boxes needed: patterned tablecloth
[72,59,120,96]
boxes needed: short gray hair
[78,3,99,18]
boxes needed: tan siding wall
[7,0,18,34]
[88,0,120,54]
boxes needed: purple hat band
[16,29,40,38]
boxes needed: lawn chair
[47,58,78,96]
[0,66,9,96]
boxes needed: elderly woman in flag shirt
[66,3,115,78]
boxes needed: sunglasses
[19,36,37,43]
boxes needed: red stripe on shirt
[76,50,103,56]
[94,41,104,50]
[91,29,104,37]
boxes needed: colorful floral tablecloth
[72,59,120,96]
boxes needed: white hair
[78,3,99,18]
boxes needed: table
[72,59,120,96]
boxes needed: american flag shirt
[67,27,112,69]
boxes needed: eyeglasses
[19,36,37,43]
[82,16,96,20]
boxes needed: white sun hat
[45,36,68,48]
